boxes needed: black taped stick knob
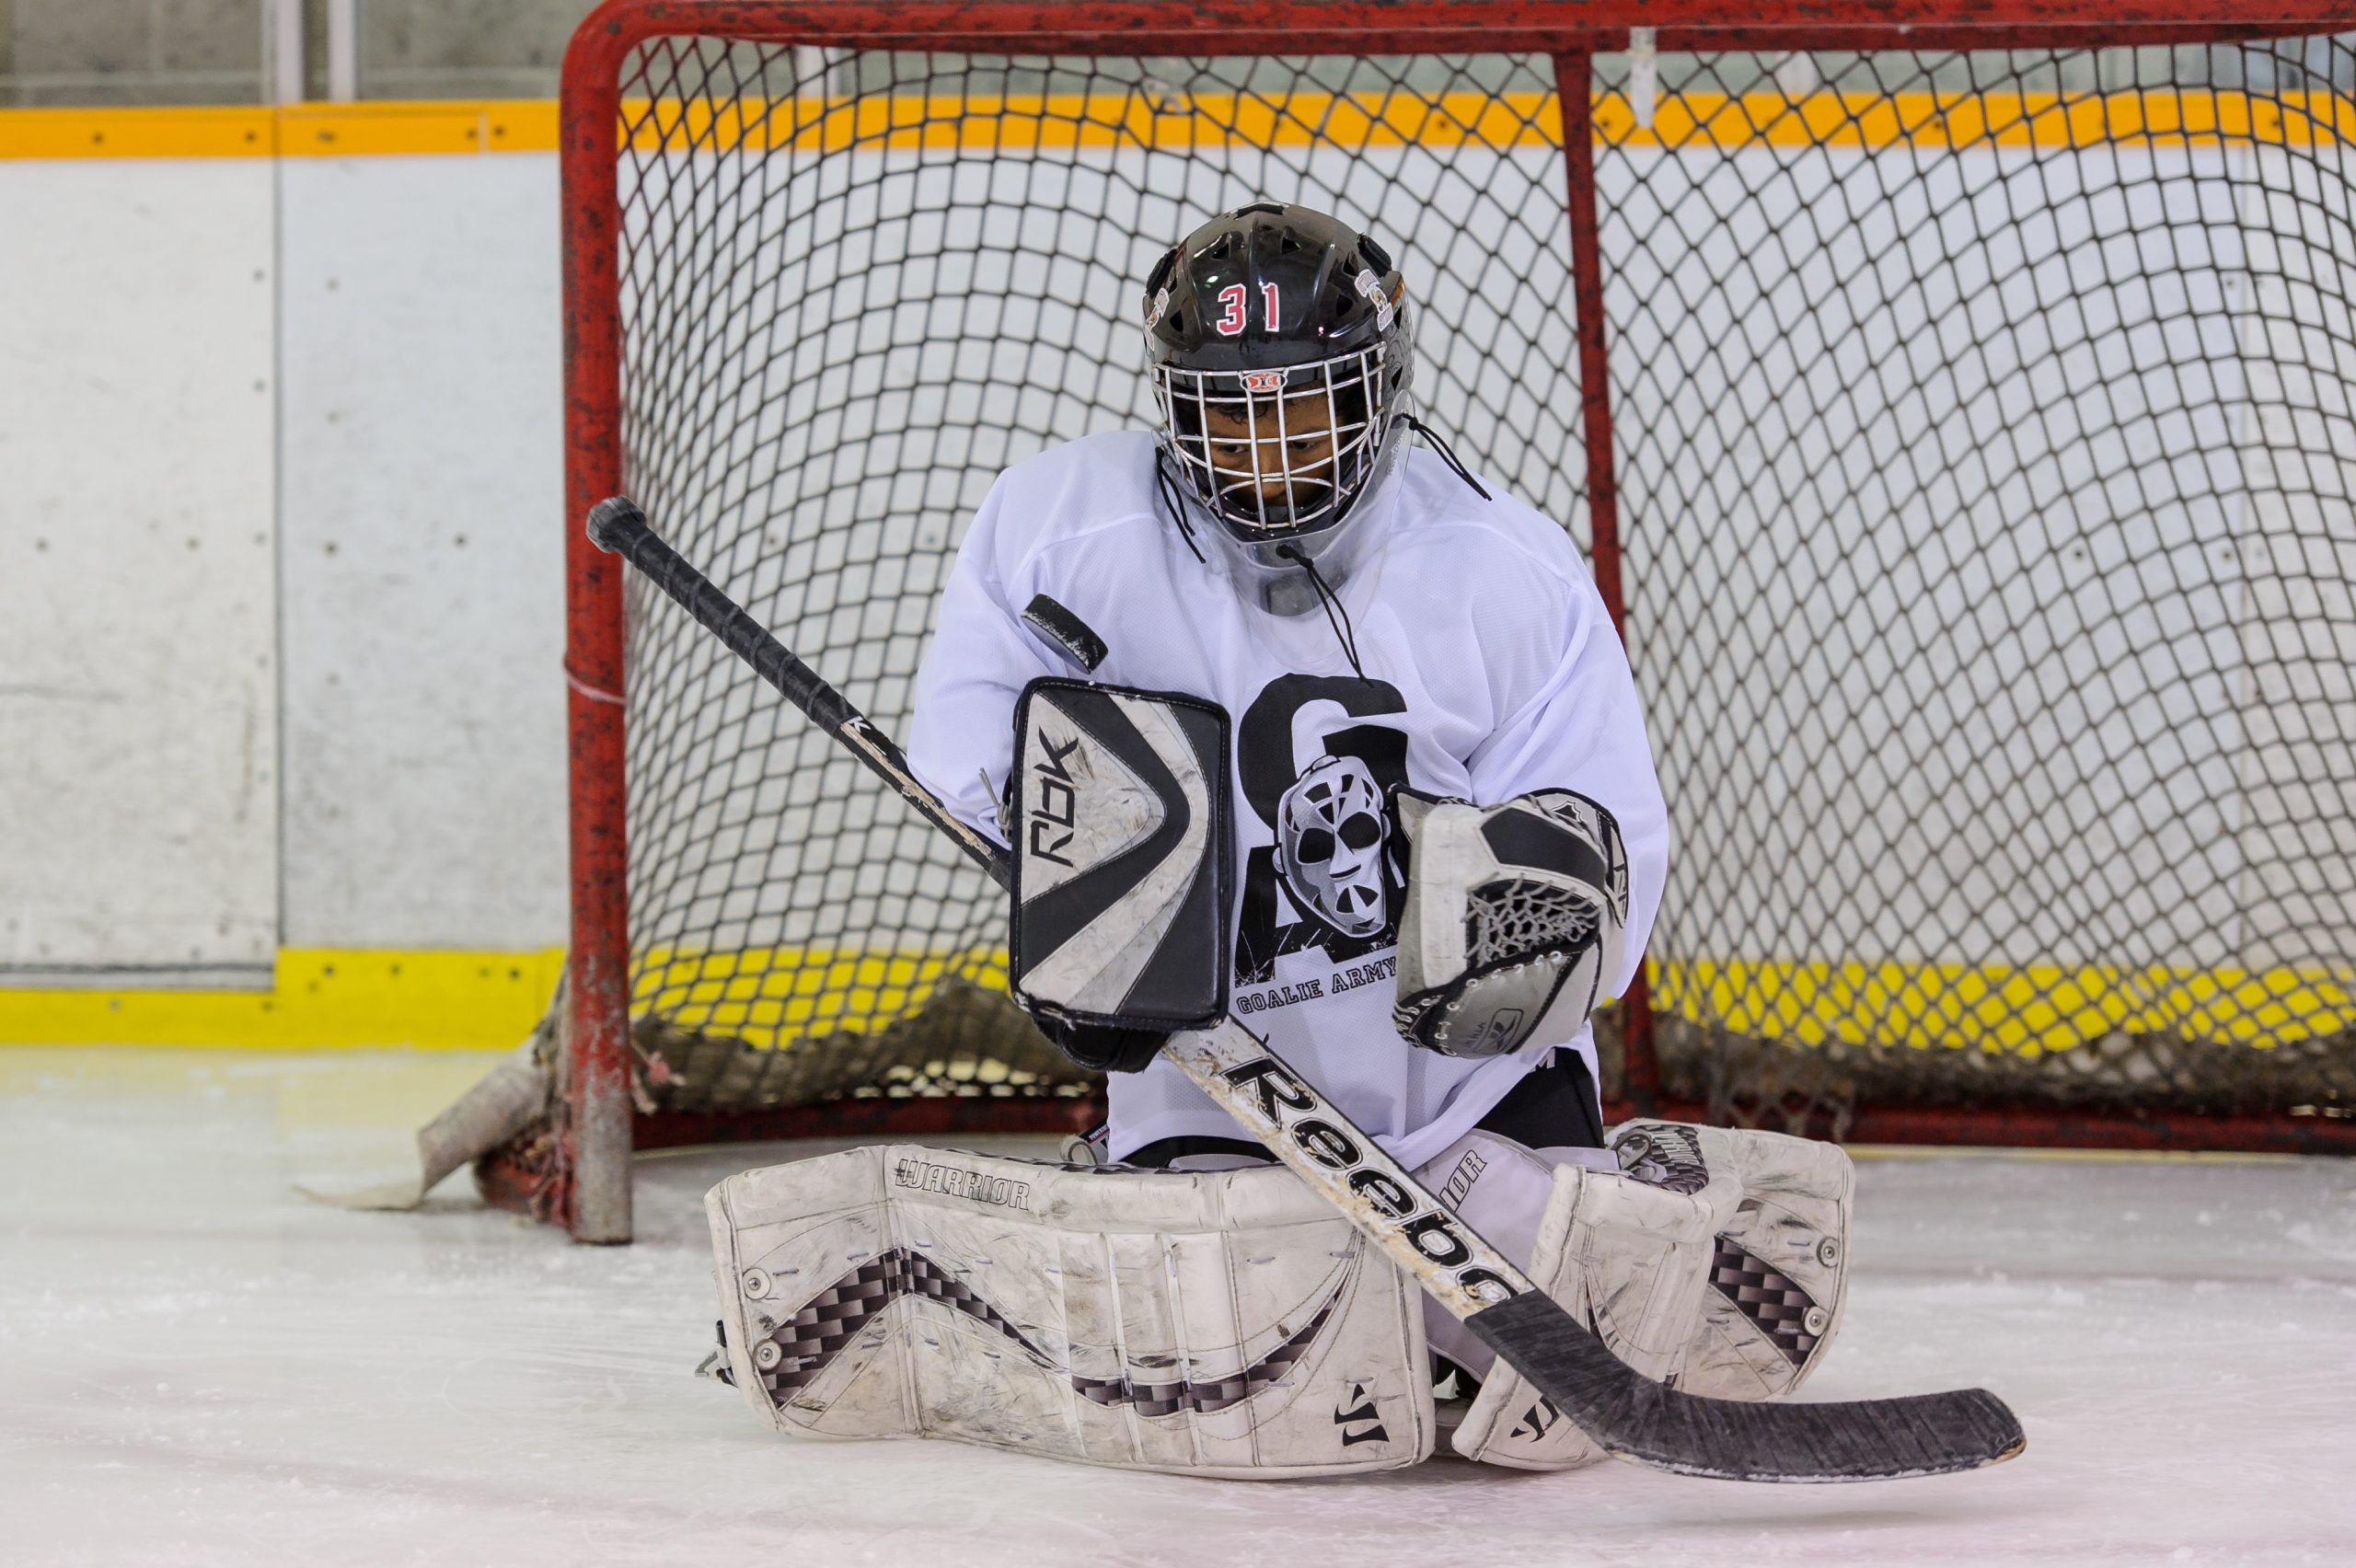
[585,495,646,553]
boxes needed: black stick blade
[1468,1291,2025,1482]
[586,496,648,554]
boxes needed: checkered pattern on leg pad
[760,1248,1047,1399]
[755,1248,1348,1416]
[1708,1236,1822,1366]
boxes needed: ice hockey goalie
[703,202,1854,1477]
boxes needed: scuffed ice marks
[743,1246,1348,1417]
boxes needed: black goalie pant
[1127,1049,1605,1170]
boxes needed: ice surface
[3,1047,2350,1567]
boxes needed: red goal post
[544,0,2356,1239]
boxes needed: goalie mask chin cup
[1144,203,1414,610]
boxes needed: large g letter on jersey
[1392,789,1630,1058]
[1009,679,1232,1032]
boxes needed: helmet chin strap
[1276,541,1370,685]
[1401,415,1492,502]
[1261,420,1490,682]
[1150,451,1209,565]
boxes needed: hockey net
[518,3,2356,1236]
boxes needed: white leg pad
[1641,1122,1854,1400]
[1438,1131,1735,1470]
[705,1145,1434,1478]
[1432,1122,1851,1470]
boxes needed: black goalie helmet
[1143,203,1414,579]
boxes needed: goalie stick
[584,494,2024,1483]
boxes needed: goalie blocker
[1006,678,1231,1070]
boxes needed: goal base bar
[1623,1099,2356,1158]
[472,1091,2345,1231]
[472,1092,1102,1224]
[476,1088,2348,1228]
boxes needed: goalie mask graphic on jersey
[1230,674,1413,983]
[1276,754,1392,940]
[1143,203,1414,608]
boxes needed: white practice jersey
[909,429,1668,1170]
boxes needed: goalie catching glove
[1391,787,1629,1057]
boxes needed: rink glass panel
[560,8,2355,1195]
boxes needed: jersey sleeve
[906,473,1059,850]
[1462,561,1669,1002]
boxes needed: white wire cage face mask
[1151,345,1396,539]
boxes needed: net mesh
[593,34,2354,1131]
[1596,44,2356,1122]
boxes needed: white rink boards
[0,159,280,977]
[2,103,2344,1000]
[2,1047,2350,1567]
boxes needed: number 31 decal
[1215,282,1283,337]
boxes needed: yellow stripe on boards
[618,86,2356,154]
[0,105,277,158]
[617,87,1560,154]
[1591,86,2356,151]
[1650,958,2353,1056]
[0,949,563,1049]
[0,101,559,160]
[629,944,2348,1057]
[2,87,2347,163]
[632,944,1010,1047]
[277,100,560,156]
[1,943,2340,1055]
